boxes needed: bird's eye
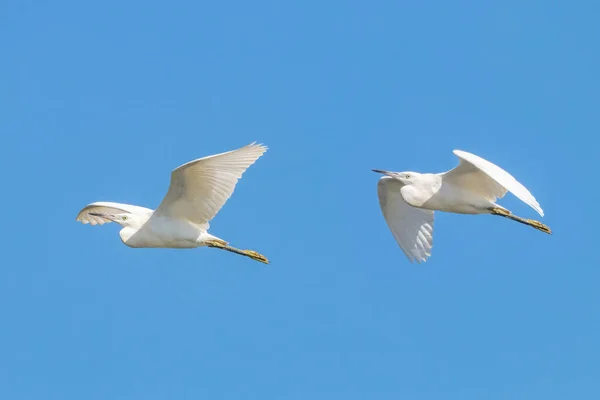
[405,174,411,179]
[122,216,128,221]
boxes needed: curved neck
[119,226,138,244]
[401,175,441,207]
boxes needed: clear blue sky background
[1,1,598,399]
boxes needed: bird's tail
[204,237,269,264]
[489,207,552,234]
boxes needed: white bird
[76,142,269,264]
[373,150,551,263]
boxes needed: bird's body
[76,143,269,264]
[374,150,550,263]
[397,173,498,214]
[118,212,212,249]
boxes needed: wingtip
[531,201,544,217]
[247,142,268,152]
[452,149,475,159]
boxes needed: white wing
[377,177,435,263]
[76,202,154,225]
[153,142,267,229]
[441,150,544,216]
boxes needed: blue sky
[1,0,599,398]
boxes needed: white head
[372,169,421,185]
[88,211,146,229]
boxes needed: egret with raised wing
[373,150,550,263]
[76,142,269,264]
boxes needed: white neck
[119,226,138,244]
[401,175,442,207]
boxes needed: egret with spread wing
[76,142,269,264]
[374,150,551,263]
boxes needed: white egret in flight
[76,142,269,264]
[373,150,551,263]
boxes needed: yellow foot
[526,219,552,234]
[243,250,270,264]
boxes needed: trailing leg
[205,239,270,264]
[488,207,552,234]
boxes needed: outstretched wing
[377,177,435,263]
[441,150,544,216]
[153,142,268,229]
[76,202,154,225]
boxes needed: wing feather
[153,142,267,228]
[377,177,435,263]
[442,150,544,216]
[76,202,153,225]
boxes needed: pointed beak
[89,212,115,221]
[372,169,391,175]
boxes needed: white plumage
[374,150,550,263]
[76,142,269,264]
